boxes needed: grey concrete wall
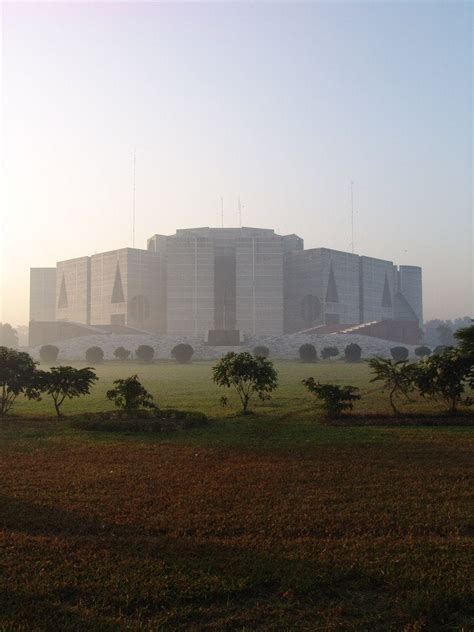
[90,248,164,333]
[29,268,56,322]
[56,257,91,324]
[359,256,396,323]
[166,236,215,335]
[236,235,284,335]
[397,265,423,323]
[319,249,360,325]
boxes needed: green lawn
[1,361,473,630]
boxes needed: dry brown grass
[1,416,473,630]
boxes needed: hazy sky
[1,1,472,325]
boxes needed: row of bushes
[39,343,194,364]
[39,342,446,365]
[0,324,472,420]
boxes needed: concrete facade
[29,268,56,322]
[29,226,423,339]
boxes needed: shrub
[344,343,362,362]
[114,347,131,361]
[38,366,98,417]
[39,344,59,364]
[135,345,155,363]
[85,346,104,364]
[368,357,417,414]
[299,343,317,363]
[415,346,431,358]
[0,347,42,416]
[171,343,194,363]
[302,378,360,418]
[253,345,270,359]
[433,345,449,355]
[212,352,278,414]
[106,375,155,411]
[414,348,473,413]
[321,346,339,360]
[390,346,409,362]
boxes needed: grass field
[1,361,473,630]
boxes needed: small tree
[344,343,362,362]
[171,343,194,363]
[114,347,131,361]
[38,366,98,417]
[299,343,317,363]
[106,374,155,411]
[253,345,270,359]
[0,347,41,416]
[436,323,454,346]
[0,323,19,348]
[302,378,360,418]
[39,344,59,364]
[433,345,449,356]
[414,349,473,413]
[368,357,416,415]
[321,346,339,360]
[212,352,278,414]
[455,324,474,388]
[390,346,409,362]
[415,345,431,358]
[135,345,155,363]
[85,346,104,364]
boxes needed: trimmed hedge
[344,343,362,362]
[85,346,104,364]
[39,344,59,364]
[415,345,432,358]
[321,346,339,360]
[171,343,194,363]
[390,346,409,361]
[135,345,155,363]
[114,347,131,361]
[299,343,318,363]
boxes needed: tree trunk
[390,389,399,415]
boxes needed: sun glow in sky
[1,1,472,325]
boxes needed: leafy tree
[38,366,98,417]
[415,345,431,358]
[171,343,194,363]
[299,343,317,363]
[0,347,42,416]
[368,357,416,414]
[454,323,474,357]
[321,346,339,360]
[253,345,270,359]
[414,349,473,413]
[114,347,131,361]
[390,346,409,362]
[135,345,155,363]
[212,352,278,414]
[302,378,360,418]
[85,346,104,364]
[455,323,474,388]
[344,343,362,362]
[106,374,155,411]
[39,344,59,364]
[436,323,454,346]
[0,323,19,348]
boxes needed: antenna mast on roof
[237,195,243,227]
[132,147,136,248]
[350,180,355,254]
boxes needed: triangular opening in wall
[382,273,392,308]
[111,263,125,303]
[57,274,68,309]
[325,263,339,303]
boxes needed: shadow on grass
[1,494,472,630]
